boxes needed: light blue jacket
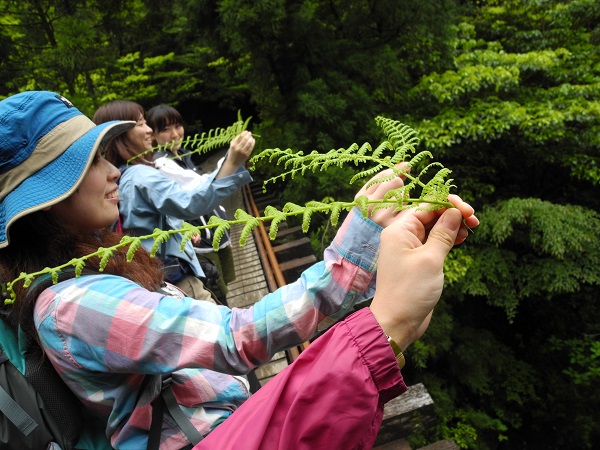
[118,162,252,277]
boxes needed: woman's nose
[107,160,121,180]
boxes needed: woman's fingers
[354,163,409,200]
[354,164,410,227]
[352,165,479,238]
[446,194,479,228]
[385,194,479,245]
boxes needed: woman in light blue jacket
[93,101,254,301]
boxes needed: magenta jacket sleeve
[195,307,408,450]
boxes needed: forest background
[1,0,599,448]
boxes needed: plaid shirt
[34,209,381,449]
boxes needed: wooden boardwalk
[218,187,289,385]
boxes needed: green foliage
[443,248,474,286]
[234,209,260,247]
[459,198,600,319]
[441,409,508,449]
[404,0,600,218]
[440,411,481,449]
[92,52,169,106]
[551,335,600,386]
[214,0,458,151]
[395,2,600,446]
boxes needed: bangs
[147,104,183,132]
[93,101,145,125]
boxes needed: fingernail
[440,209,461,230]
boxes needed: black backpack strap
[147,376,203,450]
[161,377,203,445]
[146,380,164,450]
[0,350,38,437]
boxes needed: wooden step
[270,225,303,238]
[272,237,311,253]
[278,255,317,272]
[374,383,436,447]
[418,440,459,450]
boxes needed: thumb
[424,208,462,259]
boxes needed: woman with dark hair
[0,91,478,449]
[147,104,236,305]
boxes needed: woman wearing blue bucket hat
[0,91,478,449]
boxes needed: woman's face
[153,122,184,154]
[125,114,153,155]
[50,152,121,232]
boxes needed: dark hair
[146,104,183,134]
[92,101,151,168]
[0,211,163,342]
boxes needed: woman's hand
[216,131,255,179]
[353,165,478,244]
[369,197,478,352]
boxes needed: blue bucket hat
[0,91,134,248]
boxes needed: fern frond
[264,205,287,239]
[127,116,250,166]
[180,231,194,249]
[357,142,373,157]
[376,117,420,150]
[252,117,428,192]
[282,202,305,214]
[97,247,115,272]
[354,195,370,217]
[207,215,231,251]
[235,209,260,247]
[149,229,172,257]
[211,225,228,251]
[408,151,435,168]
[178,222,199,250]
[21,272,35,289]
[329,203,344,227]
[365,171,400,189]
[371,141,394,159]
[302,209,314,233]
[51,271,59,284]
[234,209,256,221]
[421,169,455,203]
[370,187,409,213]
[125,237,143,262]
[74,258,87,277]
[301,200,341,233]
[305,200,331,210]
